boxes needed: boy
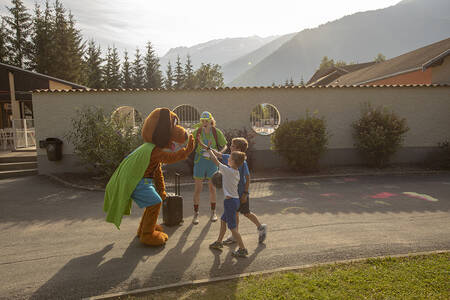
[200,141,248,257]
[216,138,267,244]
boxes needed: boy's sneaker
[192,212,199,225]
[258,224,267,243]
[231,248,248,257]
[209,241,223,251]
[210,210,218,222]
[223,235,236,245]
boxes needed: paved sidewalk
[0,173,449,299]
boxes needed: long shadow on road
[30,238,164,300]
[143,221,212,288]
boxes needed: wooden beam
[8,71,21,121]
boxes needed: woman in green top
[192,111,227,225]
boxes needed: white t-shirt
[218,162,240,199]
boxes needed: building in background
[0,62,86,129]
[329,38,450,86]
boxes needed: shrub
[352,103,409,168]
[223,127,256,169]
[437,140,450,170]
[270,111,329,172]
[65,106,143,178]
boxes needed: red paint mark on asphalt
[344,178,358,182]
[370,192,397,199]
[320,193,339,197]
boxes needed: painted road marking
[370,192,397,199]
[402,192,438,202]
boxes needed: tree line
[0,0,224,89]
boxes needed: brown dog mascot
[104,107,194,246]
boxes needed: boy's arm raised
[207,147,220,167]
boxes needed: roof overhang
[422,49,450,71]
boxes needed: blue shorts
[131,178,162,208]
[193,154,218,179]
[221,197,240,230]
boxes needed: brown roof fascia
[422,49,450,71]
[0,62,87,90]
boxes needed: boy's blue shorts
[221,197,240,230]
[131,178,162,208]
[193,155,218,179]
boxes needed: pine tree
[144,41,162,89]
[319,56,334,70]
[132,48,145,88]
[194,63,224,88]
[50,0,71,80]
[4,0,33,68]
[300,75,305,86]
[0,19,9,63]
[164,61,174,89]
[65,12,85,83]
[174,55,185,89]
[103,45,121,88]
[184,55,195,89]
[84,39,103,88]
[121,50,132,88]
[374,53,386,63]
[30,1,53,74]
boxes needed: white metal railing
[12,119,36,149]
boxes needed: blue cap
[200,111,213,120]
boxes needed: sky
[0,0,402,57]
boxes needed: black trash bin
[45,138,63,161]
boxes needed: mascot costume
[104,107,194,246]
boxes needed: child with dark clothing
[200,140,248,257]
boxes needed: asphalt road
[1,173,449,299]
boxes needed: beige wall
[33,86,450,173]
[49,80,72,90]
[432,56,450,84]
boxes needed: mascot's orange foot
[140,230,169,246]
[137,224,164,238]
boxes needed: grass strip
[121,253,449,300]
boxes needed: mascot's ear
[152,108,171,148]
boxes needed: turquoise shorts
[131,178,162,208]
[193,154,218,179]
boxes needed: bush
[65,106,143,178]
[352,103,409,168]
[270,112,329,172]
[437,140,450,170]
[223,127,256,169]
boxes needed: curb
[46,170,449,192]
[84,249,449,300]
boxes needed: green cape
[103,142,155,229]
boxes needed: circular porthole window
[250,103,280,135]
[111,106,143,128]
[173,104,200,133]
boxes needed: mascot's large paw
[140,230,168,246]
[136,224,164,237]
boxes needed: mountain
[221,33,296,83]
[229,0,450,87]
[158,35,278,72]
